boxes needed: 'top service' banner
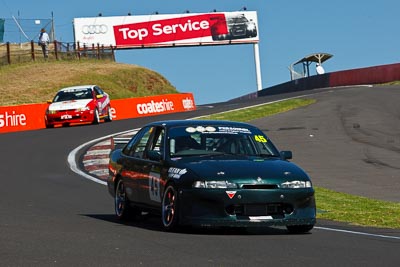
[73,11,259,48]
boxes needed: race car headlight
[76,106,90,112]
[193,180,238,189]
[46,110,56,114]
[280,180,312,189]
[247,23,256,31]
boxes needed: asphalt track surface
[1,85,399,266]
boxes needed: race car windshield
[53,89,93,102]
[168,126,280,157]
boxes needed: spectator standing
[38,28,50,58]
[316,63,325,75]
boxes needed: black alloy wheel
[162,184,179,231]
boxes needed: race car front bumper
[178,188,316,228]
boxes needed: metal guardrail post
[30,40,35,61]
[6,42,11,64]
[76,42,81,60]
[111,45,115,62]
[54,40,58,60]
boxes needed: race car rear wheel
[92,109,100,124]
[286,225,314,234]
[162,184,179,231]
[115,179,139,220]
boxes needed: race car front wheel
[162,184,180,231]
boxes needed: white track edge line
[314,226,400,240]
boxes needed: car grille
[241,184,278,189]
[231,26,246,36]
[226,203,293,217]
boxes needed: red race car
[45,85,112,128]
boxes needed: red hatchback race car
[45,85,112,128]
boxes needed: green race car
[107,120,316,233]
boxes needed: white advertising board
[73,11,259,48]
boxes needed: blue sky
[1,1,399,104]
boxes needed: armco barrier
[110,93,195,120]
[257,74,330,98]
[0,93,196,134]
[0,103,48,133]
[257,62,400,98]
[329,63,400,87]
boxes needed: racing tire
[286,225,314,234]
[115,179,139,220]
[45,123,54,128]
[92,109,100,125]
[161,184,180,231]
[104,106,112,122]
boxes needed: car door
[93,86,108,116]
[137,127,165,207]
[119,126,152,203]
[120,126,165,209]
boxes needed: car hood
[48,99,92,111]
[171,156,309,182]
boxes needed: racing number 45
[149,172,161,202]
[254,135,267,143]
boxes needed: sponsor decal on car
[185,126,217,133]
[61,114,72,120]
[218,126,252,134]
[168,167,187,179]
[226,191,237,199]
[249,216,273,221]
[98,96,110,112]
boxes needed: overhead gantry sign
[73,11,259,48]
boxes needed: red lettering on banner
[113,14,227,46]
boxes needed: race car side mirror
[148,150,162,161]
[280,151,292,160]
